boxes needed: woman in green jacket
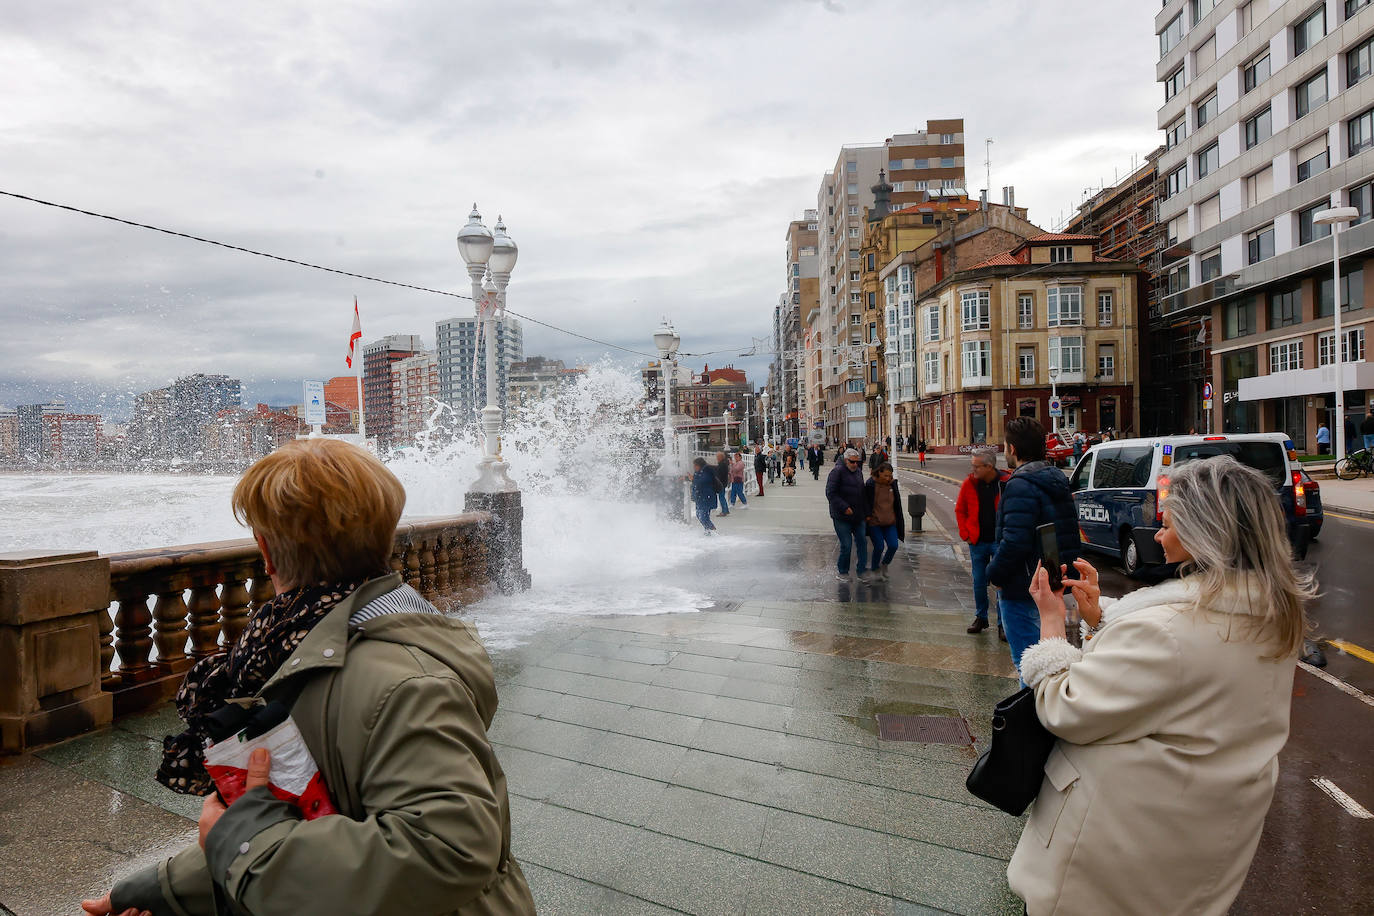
[84,438,535,916]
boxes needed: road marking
[1324,511,1374,526]
[1311,777,1374,819]
[1298,661,1374,709]
[1326,639,1374,666]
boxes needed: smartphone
[1037,522,1063,592]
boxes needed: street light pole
[761,389,771,445]
[653,321,681,474]
[1315,206,1360,462]
[723,409,732,451]
[1049,365,1061,435]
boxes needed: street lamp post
[458,204,529,590]
[876,394,884,449]
[723,409,732,450]
[653,321,682,473]
[1314,206,1360,462]
[1048,365,1061,435]
[761,389,771,445]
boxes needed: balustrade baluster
[418,538,437,602]
[220,575,252,648]
[153,588,190,673]
[187,583,222,659]
[113,590,154,682]
[98,604,117,688]
[249,573,275,613]
[404,541,422,591]
[433,534,452,598]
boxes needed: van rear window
[1093,446,1154,488]
[1172,442,1287,486]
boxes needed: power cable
[0,189,658,359]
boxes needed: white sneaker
[857,571,872,584]
[835,572,850,581]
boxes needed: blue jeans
[833,518,868,574]
[867,524,899,569]
[1364,434,1374,452]
[695,499,716,531]
[969,542,996,620]
[717,490,730,514]
[999,596,1040,675]
[729,481,748,505]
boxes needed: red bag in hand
[204,717,337,820]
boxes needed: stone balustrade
[1,513,491,753]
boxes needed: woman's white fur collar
[1019,637,1080,687]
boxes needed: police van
[1068,432,1319,576]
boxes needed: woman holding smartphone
[1009,456,1311,916]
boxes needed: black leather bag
[966,686,1057,816]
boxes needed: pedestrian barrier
[907,494,927,532]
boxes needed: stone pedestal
[464,490,532,593]
[0,551,113,754]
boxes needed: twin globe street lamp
[1313,206,1360,462]
[653,321,682,474]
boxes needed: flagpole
[355,359,367,442]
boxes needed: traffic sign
[1049,397,1063,418]
[1202,382,1214,400]
[727,401,737,410]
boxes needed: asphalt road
[893,451,1374,913]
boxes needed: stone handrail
[1,512,492,752]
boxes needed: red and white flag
[346,298,362,368]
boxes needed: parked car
[1067,433,1315,577]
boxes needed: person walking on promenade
[713,450,732,516]
[986,416,1080,674]
[917,438,927,469]
[956,448,1009,640]
[1362,407,1374,451]
[807,444,823,480]
[727,451,749,508]
[84,438,535,916]
[1316,422,1331,454]
[782,446,798,485]
[826,448,870,582]
[1010,456,1311,916]
[753,447,767,496]
[691,457,720,533]
[868,443,889,473]
[864,462,905,580]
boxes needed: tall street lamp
[876,394,884,448]
[1314,205,1360,462]
[1048,365,1061,435]
[761,389,771,444]
[723,408,732,450]
[653,321,681,474]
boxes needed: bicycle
[1335,447,1374,479]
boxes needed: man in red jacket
[955,448,1008,640]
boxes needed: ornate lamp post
[1048,365,1061,435]
[723,408,732,450]
[458,205,529,590]
[653,322,682,472]
[1314,206,1360,462]
[761,389,771,445]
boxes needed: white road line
[1310,777,1374,818]
[1298,661,1374,709]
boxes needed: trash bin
[907,493,927,532]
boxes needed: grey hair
[1164,455,1314,658]
[971,448,997,467]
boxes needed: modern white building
[436,316,524,425]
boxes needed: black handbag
[965,686,1057,816]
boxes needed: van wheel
[1120,530,1143,578]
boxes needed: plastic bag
[204,717,337,820]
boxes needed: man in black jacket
[713,451,732,516]
[753,449,767,496]
[986,417,1080,675]
[825,448,870,582]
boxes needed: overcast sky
[0,0,1160,418]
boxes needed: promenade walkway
[0,471,1027,915]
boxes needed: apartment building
[362,334,424,448]
[1155,0,1374,444]
[390,350,440,446]
[772,212,819,440]
[813,119,966,446]
[436,316,524,430]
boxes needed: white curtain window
[1167,213,1189,243]
[1198,195,1221,231]
[1097,344,1116,379]
[1018,293,1034,328]
[1194,33,1217,70]
[1047,287,1083,327]
[924,305,940,341]
[923,352,939,386]
[1269,339,1304,372]
[1245,166,1274,207]
[961,340,992,380]
[1097,291,1114,326]
[961,290,991,330]
[1049,336,1084,373]
[1318,328,1366,365]
[1018,347,1036,383]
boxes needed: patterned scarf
[157,579,364,796]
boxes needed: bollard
[907,493,927,532]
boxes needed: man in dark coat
[807,444,824,480]
[713,451,732,516]
[825,448,870,581]
[753,449,767,496]
[690,458,719,533]
[987,416,1081,675]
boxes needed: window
[1094,446,1155,489]
[1165,260,1191,295]
[961,340,992,381]
[1196,141,1220,178]
[1097,345,1116,380]
[1298,201,1334,244]
[1196,90,1218,127]
[1297,135,1330,182]
[1247,224,1275,264]
[1269,286,1301,326]
[848,227,860,238]
[1350,0,1372,19]
[961,290,991,330]
[867,291,876,308]
[1200,248,1223,282]
[1019,347,1036,383]
[850,291,862,304]
[1243,51,1271,92]
[1351,179,1374,224]
[866,253,875,271]
[1240,1,1257,33]
[913,180,927,190]
[942,133,955,144]
[1192,0,1218,21]
[847,183,858,195]
[1018,293,1034,329]
[807,221,818,230]
[1166,117,1187,150]
[1350,34,1374,86]
[1293,6,1326,56]
[924,305,940,342]
[1349,107,1374,155]
[1318,328,1366,364]
[1049,336,1084,373]
[1047,286,1083,326]
[1097,291,1114,326]
[941,178,960,189]
[1049,246,1074,263]
[845,160,857,173]
[849,270,860,282]
[923,352,939,387]
[1198,194,1221,231]
[869,360,879,384]
[1195,33,1217,71]
[1166,163,1188,198]
[1294,69,1328,119]
[848,204,859,216]
[1225,297,1257,338]
[1244,105,1272,149]
[1270,339,1304,372]
[1165,66,1186,101]
[1245,165,1273,206]
[846,377,863,393]
[848,248,859,260]
[1160,13,1184,57]
[1318,267,1365,314]
[940,157,956,168]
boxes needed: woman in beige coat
[1009,456,1311,916]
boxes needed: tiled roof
[967,251,1027,269]
[1026,232,1100,243]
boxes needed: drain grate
[875,714,974,745]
